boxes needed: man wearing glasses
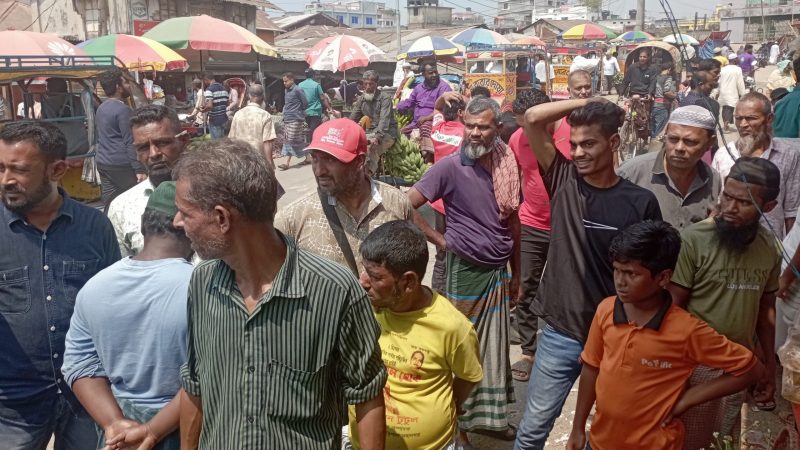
[106,105,189,257]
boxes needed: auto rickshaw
[0,55,140,201]
[463,45,547,108]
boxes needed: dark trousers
[431,211,447,294]
[306,115,323,141]
[517,225,550,357]
[98,164,138,212]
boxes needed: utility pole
[636,0,645,31]
[760,0,766,42]
[396,0,401,52]
[693,12,698,31]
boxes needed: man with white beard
[351,70,398,175]
[407,96,522,448]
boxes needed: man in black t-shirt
[514,99,662,450]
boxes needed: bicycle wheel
[618,119,635,164]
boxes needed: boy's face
[612,260,672,304]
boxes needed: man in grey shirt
[619,105,722,230]
[350,70,398,176]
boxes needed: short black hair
[793,57,800,81]
[359,220,428,279]
[639,48,652,57]
[130,104,181,133]
[567,101,625,138]
[771,87,789,104]
[609,220,682,276]
[0,121,67,162]
[499,111,519,143]
[660,62,673,72]
[282,72,294,80]
[98,67,124,96]
[698,58,721,71]
[512,89,550,114]
[690,72,705,89]
[422,62,437,72]
[470,85,491,98]
[442,96,465,122]
[140,209,185,238]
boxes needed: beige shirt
[228,102,276,153]
[275,181,414,269]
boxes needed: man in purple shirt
[397,62,452,156]
[739,44,756,77]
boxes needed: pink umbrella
[305,35,388,73]
[0,30,88,57]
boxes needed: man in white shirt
[770,42,781,65]
[718,54,746,131]
[535,55,553,91]
[602,52,620,95]
[107,105,189,256]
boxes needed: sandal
[754,399,777,411]
[471,423,517,441]
[278,163,290,171]
[299,159,311,166]
[512,358,534,382]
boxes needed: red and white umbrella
[305,35,388,73]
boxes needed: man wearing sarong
[279,72,308,170]
[397,62,452,157]
[407,96,521,448]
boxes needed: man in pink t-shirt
[428,92,466,292]
[508,89,572,381]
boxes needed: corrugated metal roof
[225,0,283,11]
[256,10,284,31]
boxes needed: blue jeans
[208,124,225,139]
[651,105,669,138]
[0,394,98,450]
[514,324,584,450]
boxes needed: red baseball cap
[305,118,368,163]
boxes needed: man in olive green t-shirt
[668,157,782,450]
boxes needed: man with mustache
[0,122,120,450]
[668,157,782,449]
[350,70,398,176]
[275,118,412,275]
[397,62,452,158]
[407,96,522,448]
[618,105,722,230]
[712,92,800,239]
[515,98,661,450]
[106,105,189,257]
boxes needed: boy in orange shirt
[567,220,764,450]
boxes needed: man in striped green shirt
[173,139,387,450]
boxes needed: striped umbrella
[143,15,278,57]
[79,34,187,71]
[560,23,617,40]
[305,35,388,73]
[611,30,654,43]
[450,27,512,47]
[396,36,462,60]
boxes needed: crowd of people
[1,51,800,450]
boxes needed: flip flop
[754,399,777,411]
[511,358,533,382]
[299,159,311,166]
[278,164,290,171]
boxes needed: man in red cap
[275,118,413,275]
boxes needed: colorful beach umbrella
[662,33,699,46]
[143,15,278,57]
[0,30,87,58]
[396,36,462,60]
[450,27,511,47]
[612,30,654,43]
[305,35,387,73]
[79,34,187,71]
[560,23,617,40]
[512,36,546,47]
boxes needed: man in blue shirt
[63,181,193,450]
[279,72,308,170]
[95,67,144,210]
[202,72,229,140]
[0,121,120,449]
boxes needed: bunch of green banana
[384,134,429,183]
[394,111,412,130]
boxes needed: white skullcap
[728,53,737,60]
[668,105,716,131]
[713,47,721,53]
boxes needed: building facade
[30,0,264,41]
[408,0,453,28]
[304,0,397,28]
[452,8,485,26]
[495,0,570,33]
[719,1,787,43]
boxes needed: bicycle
[617,94,651,165]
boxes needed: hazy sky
[268,0,712,26]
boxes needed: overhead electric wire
[656,0,800,278]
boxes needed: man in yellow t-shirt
[348,220,483,450]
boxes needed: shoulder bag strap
[317,189,359,276]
